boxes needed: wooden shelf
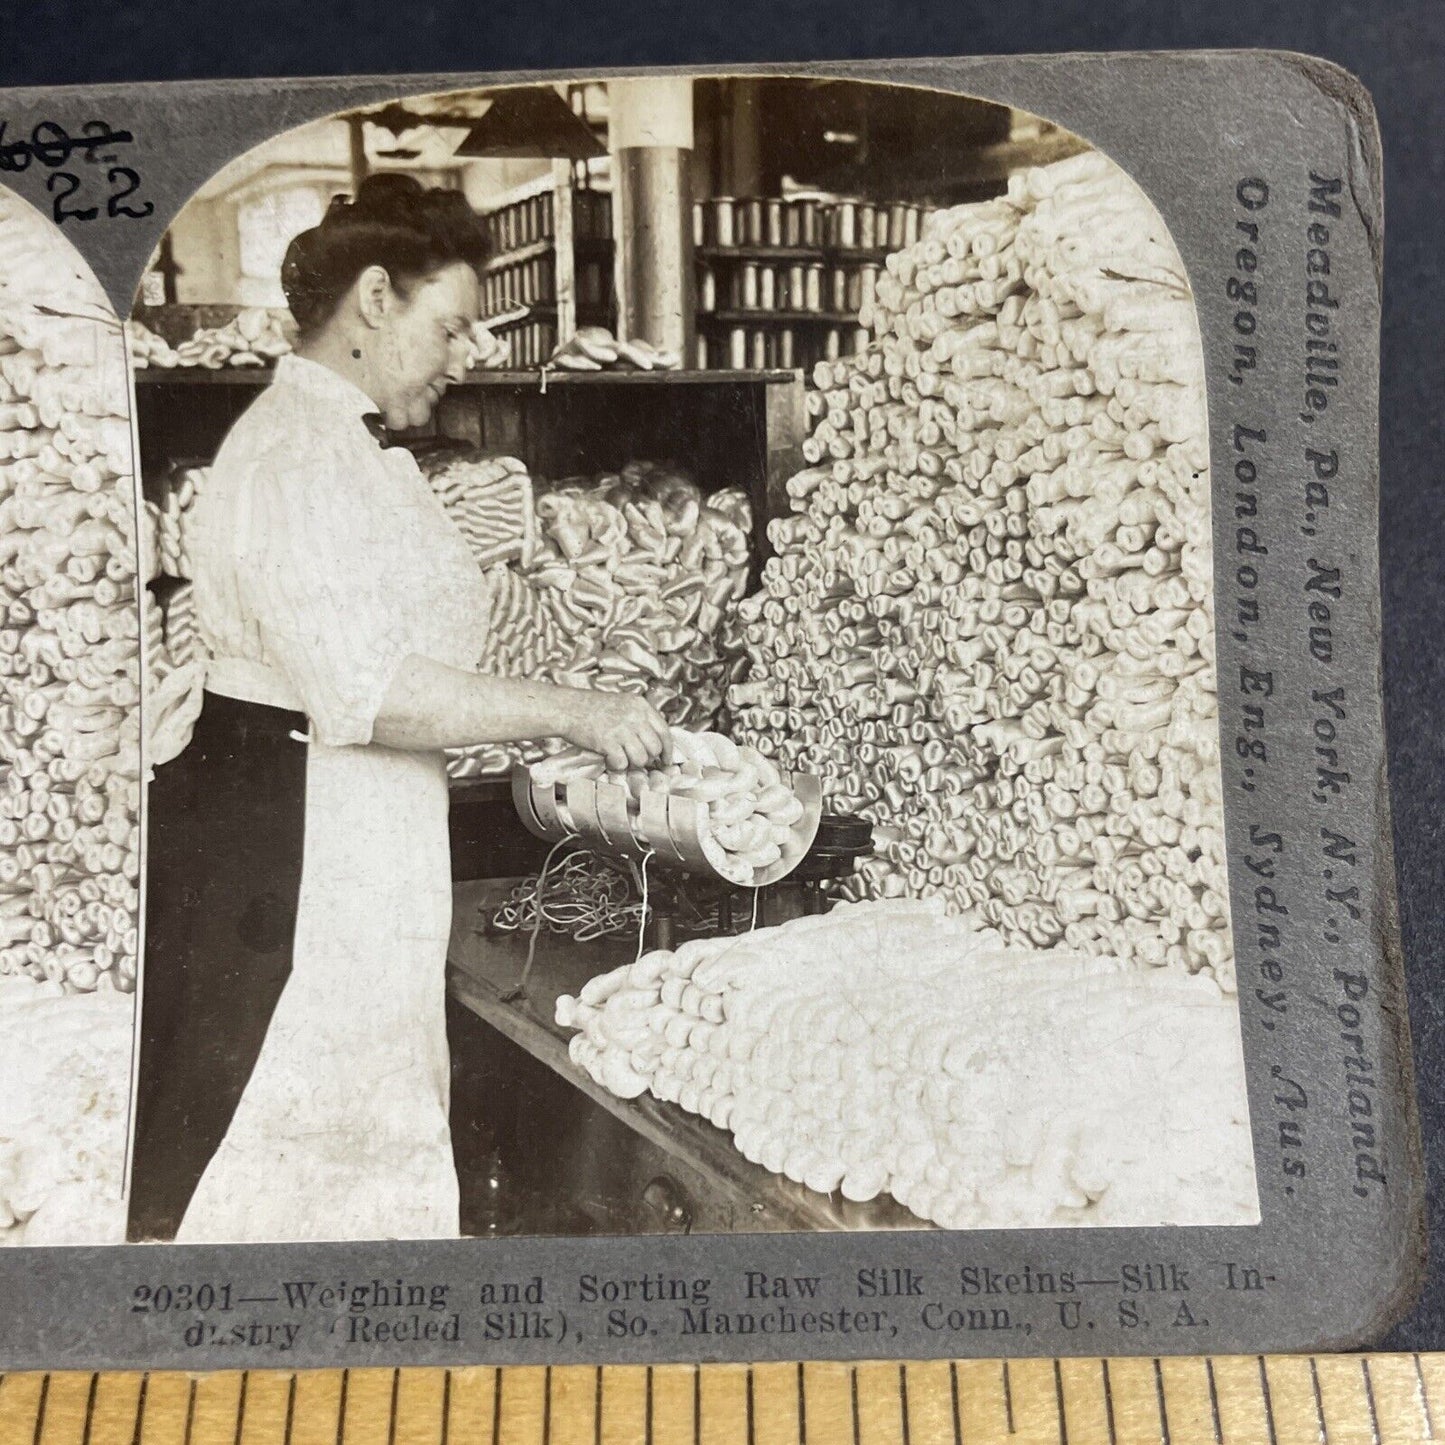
[697,244,892,267]
[699,310,864,326]
[133,365,802,387]
[697,244,824,263]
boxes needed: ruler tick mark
[81,1371,99,1445]
[442,1372,452,1445]
[1053,1360,1068,1445]
[949,1361,962,1445]
[541,1367,550,1445]
[1153,1359,1170,1445]
[1003,1361,1015,1434]
[234,1371,249,1445]
[1101,1360,1117,1445]
[333,1364,348,1445]
[1415,1353,1435,1439]
[1258,1357,1278,1445]
[644,1367,652,1445]
[693,1365,701,1445]
[851,1366,861,1445]
[798,1362,807,1445]
[387,1369,400,1445]
[130,1372,149,1445]
[1361,1358,1381,1445]
[1205,1358,1222,1445]
[747,1367,756,1445]
[283,1374,297,1445]
[184,1377,197,1445]
[1308,1356,1325,1444]
[492,1367,503,1445]
[900,1363,911,1445]
[32,1373,49,1445]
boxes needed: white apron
[174,740,458,1244]
[161,355,491,1244]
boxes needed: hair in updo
[280,173,491,337]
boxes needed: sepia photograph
[0,72,1258,1251]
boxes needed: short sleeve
[232,449,416,748]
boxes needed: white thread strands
[728,152,1231,986]
[557,898,1256,1228]
[0,194,142,998]
[444,461,752,779]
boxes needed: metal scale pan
[512,759,824,888]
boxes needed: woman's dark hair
[280,173,491,336]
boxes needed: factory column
[610,78,695,362]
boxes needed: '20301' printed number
[132,1284,235,1314]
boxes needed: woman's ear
[355,264,392,330]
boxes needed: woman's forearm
[371,654,577,751]
[369,654,672,773]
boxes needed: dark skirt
[126,692,309,1242]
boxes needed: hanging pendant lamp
[454,88,606,161]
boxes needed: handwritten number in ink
[30,121,75,168]
[0,117,151,221]
[47,170,98,224]
[106,166,153,219]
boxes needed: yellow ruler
[1,1355,1443,1445]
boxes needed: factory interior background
[0,75,1259,1245]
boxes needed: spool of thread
[765,199,784,247]
[805,265,824,313]
[743,198,764,246]
[712,198,736,248]
[857,204,876,251]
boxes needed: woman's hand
[559,690,673,773]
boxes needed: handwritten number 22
[106,165,153,219]
[47,166,153,224]
[46,171,97,223]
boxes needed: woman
[127,175,670,1244]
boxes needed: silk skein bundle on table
[728,150,1231,987]
[0,192,142,998]
[555,897,1256,1229]
[128,308,293,370]
[124,320,180,369]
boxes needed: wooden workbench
[446,879,927,1235]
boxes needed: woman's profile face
[373,261,480,430]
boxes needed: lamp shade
[455,88,606,160]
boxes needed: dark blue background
[5,0,1441,1348]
